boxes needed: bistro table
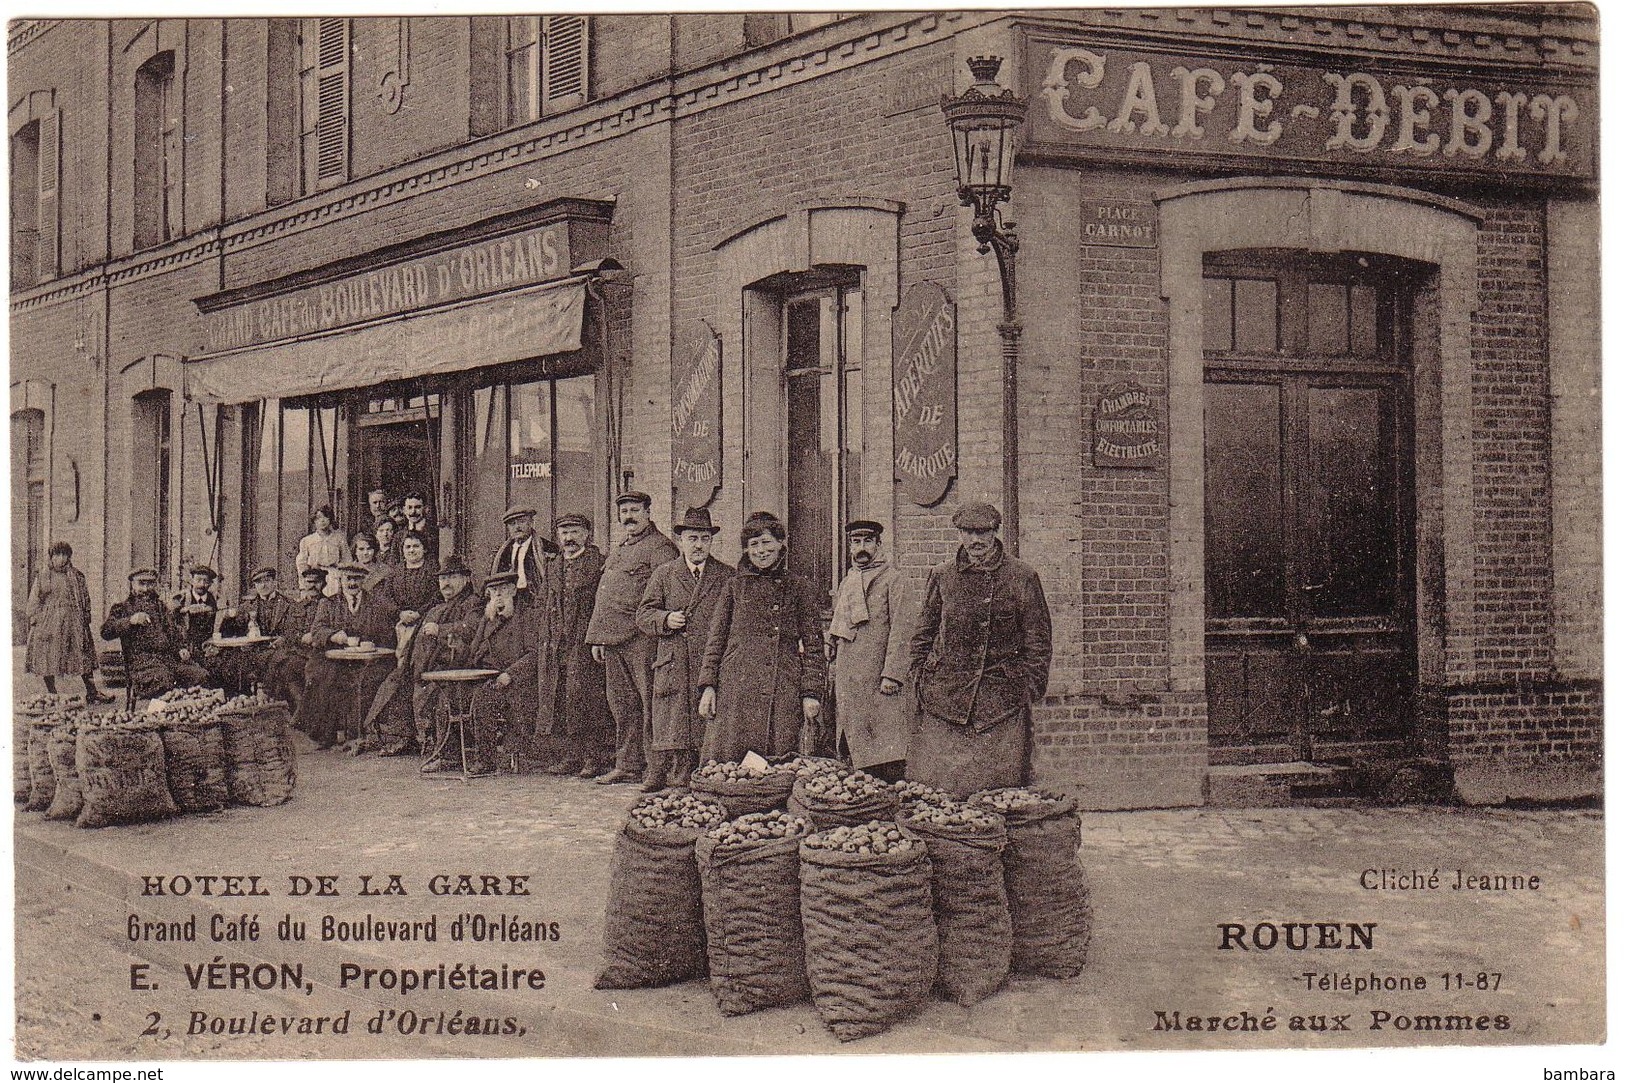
[208,634,273,696]
[323,645,397,748]
[419,668,501,782]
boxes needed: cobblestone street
[13,736,1605,1062]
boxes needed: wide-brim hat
[614,490,653,509]
[436,554,472,578]
[502,505,538,523]
[554,512,592,532]
[482,570,520,591]
[951,503,1002,531]
[673,507,721,535]
[844,519,883,538]
[249,565,279,582]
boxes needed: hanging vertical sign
[892,282,958,506]
[671,319,723,510]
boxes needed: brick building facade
[9,9,1601,807]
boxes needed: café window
[130,390,173,577]
[241,399,343,581]
[466,373,599,573]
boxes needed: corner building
[9,9,1600,807]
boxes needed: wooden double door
[1202,253,1417,764]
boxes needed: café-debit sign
[1025,35,1597,184]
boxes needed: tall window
[11,409,47,631]
[12,109,59,285]
[131,390,173,578]
[502,16,589,128]
[134,52,180,249]
[300,18,350,191]
[783,281,864,606]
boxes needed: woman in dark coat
[697,512,826,763]
[25,541,108,702]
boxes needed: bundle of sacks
[595,756,1094,1041]
[16,689,297,829]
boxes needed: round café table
[419,668,501,781]
[323,645,396,747]
[208,634,273,697]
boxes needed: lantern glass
[955,119,1015,191]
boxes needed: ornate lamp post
[942,55,1027,552]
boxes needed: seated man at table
[264,567,327,712]
[101,568,211,699]
[171,565,223,687]
[360,553,482,756]
[422,572,537,777]
[212,565,295,696]
[298,563,396,750]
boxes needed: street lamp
[942,55,1027,551]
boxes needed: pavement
[11,729,1607,1061]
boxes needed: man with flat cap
[172,565,223,683]
[907,502,1052,797]
[300,562,397,749]
[101,568,210,699]
[264,566,328,712]
[491,505,557,606]
[636,507,735,790]
[423,571,537,777]
[536,513,615,777]
[213,566,296,696]
[586,490,679,785]
[827,519,914,783]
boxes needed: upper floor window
[300,18,351,191]
[502,16,589,128]
[134,51,180,249]
[744,12,846,48]
[10,113,61,287]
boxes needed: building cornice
[8,19,60,56]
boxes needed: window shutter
[540,15,588,113]
[36,109,60,277]
[313,17,349,186]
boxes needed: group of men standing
[99,495,1053,795]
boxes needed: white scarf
[828,560,884,642]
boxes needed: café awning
[184,276,588,405]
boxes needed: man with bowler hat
[537,513,615,777]
[907,502,1052,796]
[636,507,734,790]
[827,519,914,783]
[586,490,678,785]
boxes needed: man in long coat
[827,520,912,782]
[422,573,537,777]
[491,505,556,606]
[299,564,397,749]
[586,491,678,785]
[214,566,297,696]
[906,503,1053,797]
[101,568,210,699]
[263,567,327,711]
[403,555,485,753]
[359,553,479,755]
[636,507,734,790]
[537,513,615,778]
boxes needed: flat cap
[554,512,593,531]
[501,505,538,523]
[482,570,520,591]
[128,568,159,581]
[614,490,653,508]
[844,519,883,538]
[297,567,328,582]
[951,503,1002,531]
[332,562,370,576]
[249,566,279,582]
[189,565,219,581]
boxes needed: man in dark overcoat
[263,567,327,711]
[214,565,296,696]
[636,507,734,790]
[585,490,678,785]
[537,513,615,778]
[403,555,485,753]
[422,573,536,777]
[360,553,479,755]
[491,505,557,606]
[906,502,1053,797]
[299,563,397,749]
[172,565,223,687]
[100,568,211,699]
